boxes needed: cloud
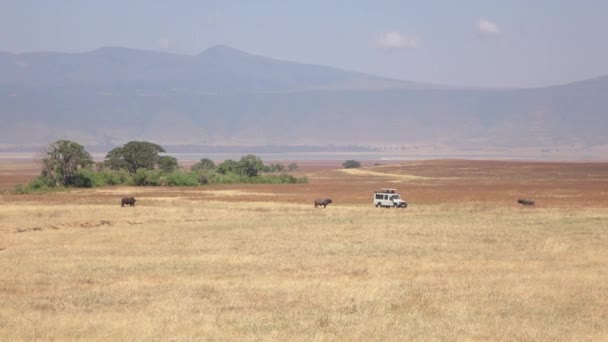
[158,37,170,50]
[376,31,418,51]
[476,19,501,37]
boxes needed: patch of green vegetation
[14,140,306,193]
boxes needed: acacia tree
[41,140,93,186]
[191,158,215,171]
[105,141,166,174]
[158,156,178,173]
[104,148,129,171]
[216,159,239,174]
[237,154,264,177]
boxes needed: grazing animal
[517,199,535,207]
[314,198,332,208]
[121,197,136,207]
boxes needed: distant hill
[1,45,607,154]
[0,45,425,91]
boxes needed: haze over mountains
[1,45,607,154]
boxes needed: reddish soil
[0,160,40,191]
[2,159,608,208]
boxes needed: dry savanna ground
[1,159,608,341]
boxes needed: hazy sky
[1,0,607,87]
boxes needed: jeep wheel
[376,203,381,208]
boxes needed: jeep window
[375,194,383,200]
[391,195,400,200]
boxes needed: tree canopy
[216,159,239,174]
[191,158,216,171]
[42,140,93,186]
[237,154,264,177]
[158,156,179,173]
[105,141,166,174]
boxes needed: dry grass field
[1,159,608,340]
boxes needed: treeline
[16,140,306,193]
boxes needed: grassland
[1,160,608,340]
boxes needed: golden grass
[1,194,607,340]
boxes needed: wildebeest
[121,197,136,207]
[314,198,332,208]
[517,198,535,206]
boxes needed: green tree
[104,148,130,171]
[158,156,179,173]
[237,154,264,177]
[105,141,166,174]
[41,140,93,186]
[191,158,216,171]
[216,159,239,174]
[342,160,361,169]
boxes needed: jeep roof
[375,188,397,193]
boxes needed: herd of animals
[120,196,535,208]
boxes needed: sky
[1,0,607,88]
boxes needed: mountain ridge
[0,45,429,91]
[2,45,605,89]
[0,45,607,155]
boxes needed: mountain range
[1,45,607,153]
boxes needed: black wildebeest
[517,198,535,207]
[121,197,136,207]
[314,198,332,208]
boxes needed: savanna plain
[1,159,607,341]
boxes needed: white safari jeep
[374,188,408,208]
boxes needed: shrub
[98,169,130,185]
[29,176,53,189]
[15,184,29,194]
[71,172,94,188]
[287,162,299,171]
[342,160,361,169]
[213,172,244,184]
[253,174,293,184]
[71,169,106,188]
[198,170,308,185]
[193,169,214,184]
[14,175,68,194]
[165,171,200,186]
[130,169,161,186]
